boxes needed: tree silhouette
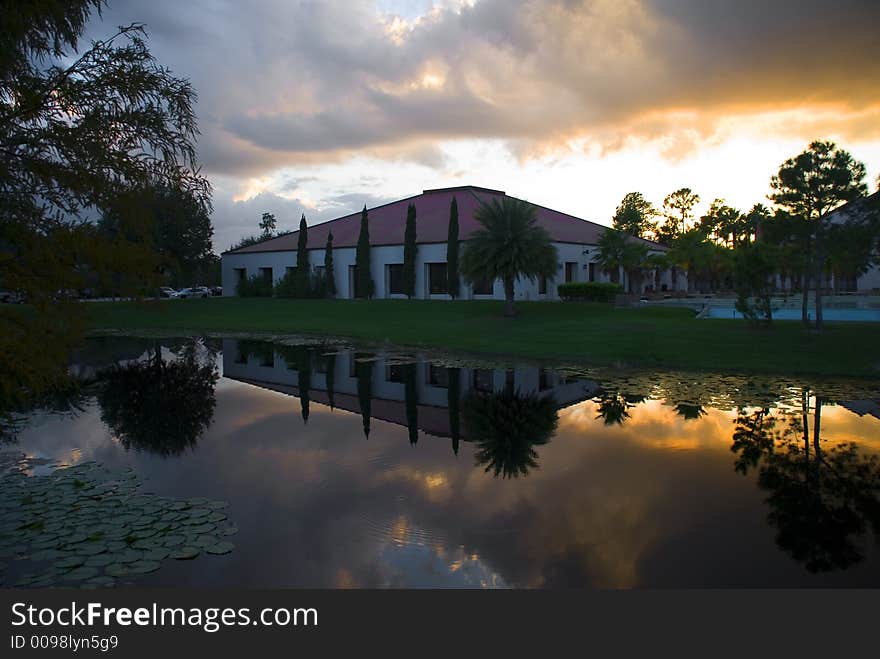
[593,391,643,425]
[447,367,461,455]
[325,351,336,410]
[463,389,558,479]
[97,341,218,456]
[404,363,418,445]
[730,395,880,572]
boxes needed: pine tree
[295,213,309,297]
[447,197,460,298]
[355,205,373,298]
[324,231,336,298]
[403,203,418,298]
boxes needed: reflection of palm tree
[97,341,218,456]
[731,395,880,573]
[673,402,706,420]
[463,389,558,479]
[593,391,643,425]
[404,363,418,445]
[447,367,461,455]
[355,354,373,439]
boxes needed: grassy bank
[84,297,880,376]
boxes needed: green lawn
[84,297,880,376]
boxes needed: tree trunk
[801,271,810,325]
[503,277,515,317]
[814,231,824,330]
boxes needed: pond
[2,336,880,588]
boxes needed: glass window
[588,262,596,282]
[387,264,404,295]
[234,268,246,282]
[426,364,449,388]
[565,262,577,283]
[473,278,494,295]
[473,369,494,393]
[385,364,405,383]
[259,267,273,281]
[428,263,448,295]
[539,275,548,294]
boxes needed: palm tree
[596,228,650,293]
[460,197,558,317]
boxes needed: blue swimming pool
[705,306,880,321]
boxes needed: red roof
[224,185,663,254]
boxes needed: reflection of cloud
[13,360,880,588]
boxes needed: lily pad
[169,546,200,560]
[63,566,100,581]
[206,541,235,555]
[54,556,85,569]
[104,563,130,577]
[126,560,161,575]
[77,543,107,556]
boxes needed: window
[609,267,620,284]
[473,369,494,393]
[565,262,577,283]
[426,364,449,388]
[234,268,246,283]
[385,364,405,383]
[314,354,329,374]
[427,263,448,295]
[588,262,596,282]
[259,267,273,282]
[539,275,547,294]
[285,266,296,276]
[260,352,275,368]
[313,265,325,279]
[473,278,494,295]
[538,369,552,391]
[387,264,404,295]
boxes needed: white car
[159,287,179,299]
[178,286,210,299]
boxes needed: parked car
[210,286,223,296]
[159,287,180,299]
[178,286,210,299]
[0,290,25,304]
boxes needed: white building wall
[221,240,684,298]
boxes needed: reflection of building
[838,399,880,421]
[221,185,680,298]
[221,339,599,439]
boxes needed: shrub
[557,281,623,302]
[237,274,273,297]
[274,267,327,299]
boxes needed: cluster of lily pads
[0,459,237,589]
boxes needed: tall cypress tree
[403,203,417,298]
[447,197,460,298]
[297,346,311,423]
[355,205,373,298]
[325,351,336,410]
[295,213,309,297]
[324,231,335,298]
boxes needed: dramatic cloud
[83,1,880,249]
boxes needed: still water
[3,336,880,588]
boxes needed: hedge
[557,281,623,302]
[237,274,273,297]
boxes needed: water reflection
[96,340,219,457]
[4,336,880,587]
[731,395,880,573]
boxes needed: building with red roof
[221,185,679,299]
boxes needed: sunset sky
[85,0,880,251]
